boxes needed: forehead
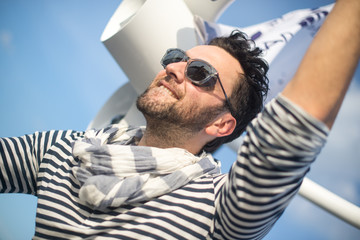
[186,45,244,84]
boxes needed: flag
[194,4,334,102]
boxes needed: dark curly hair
[203,30,269,152]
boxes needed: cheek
[183,87,212,110]
[183,83,201,101]
[186,83,223,107]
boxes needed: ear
[205,112,236,137]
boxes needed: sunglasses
[160,48,235,117]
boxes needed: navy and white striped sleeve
[212,94,329,239]
[0,130,81,195]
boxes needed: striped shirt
[0,95,328,239]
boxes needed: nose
[165,61,187,84]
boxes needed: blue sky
[0,0,359,239]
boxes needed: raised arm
[282,0,360,129]
[0,130,81,195]
[212,1,359,239]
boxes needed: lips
[159,81,179,99]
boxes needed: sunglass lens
[187,61,216,87]
[162,49,186,67]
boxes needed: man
[1,0,359,239]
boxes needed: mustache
[150,74,185,99]
[164,75,172,82]
[164,75,186,99]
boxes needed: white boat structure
[88,0,360,229]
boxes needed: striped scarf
[72,125,221,210]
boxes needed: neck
[138,121,206,155]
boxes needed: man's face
[137,45,243,132]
